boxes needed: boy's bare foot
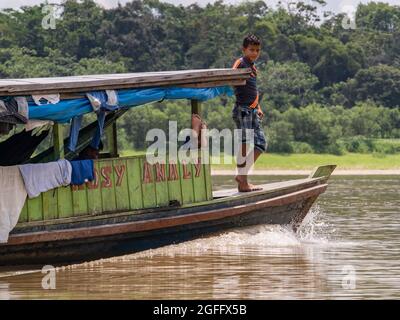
[235,175,245,184]
[235,175,263,192]
[238,183,263,192]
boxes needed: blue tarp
[28,86,233,123]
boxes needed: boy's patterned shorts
[232,104,267,153]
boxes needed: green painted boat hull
[0,165,335,268]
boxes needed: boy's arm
[232,58,243,69]
[257,103,264,119]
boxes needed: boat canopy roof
[0,68,249,123]
[0,69,249,96]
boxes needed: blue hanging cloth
[28,86,234,123]
[69,160,94,185]
[68,90,118,152]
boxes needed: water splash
[94,212,333,263]
[57,206,337,268]
[297,205,336,243]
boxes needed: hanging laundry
[15,96,29,119]
[0,100,7,112]
[18,160,72,199]
[67,111,105,152]
[25,120,53,132]
[67,115,83,153]
[86,91,118,149]
[86,90,119,112]
[90,110,106,150]
[0,129,49,166]
[67,90,115,153]
[70,160,94,185]
[105,90,118,106]
[0,97,28,125]
[32,94,60,106]
[86,94,101,112]
[0,166,28,243]
[0,97,28,135]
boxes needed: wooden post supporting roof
[106,122,118,158]
[191,99,202,151]
[191,99,201,116]
[53,123,64,160]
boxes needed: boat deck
[212,178,313,199]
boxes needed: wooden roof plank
[0,68,250,96]
[57,79,246,100]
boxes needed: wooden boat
[0,69,336,267]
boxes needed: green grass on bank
[212,153,400,170]
[120,150,400,170]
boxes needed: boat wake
[0,268,41,279]
[101,205,340,262]
[3,205,345,272]
[178,205,334,250]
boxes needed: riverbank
[209,153,400,170]
[210,153,400,175]
[120,150,400,171]
[211,169,400,176]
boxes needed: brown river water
[0,175,399,299]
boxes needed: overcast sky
[0,0,399,12]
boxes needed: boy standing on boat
[232,34,266,192]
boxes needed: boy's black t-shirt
[232,56,258,107]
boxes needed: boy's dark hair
[243,34,261,48]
